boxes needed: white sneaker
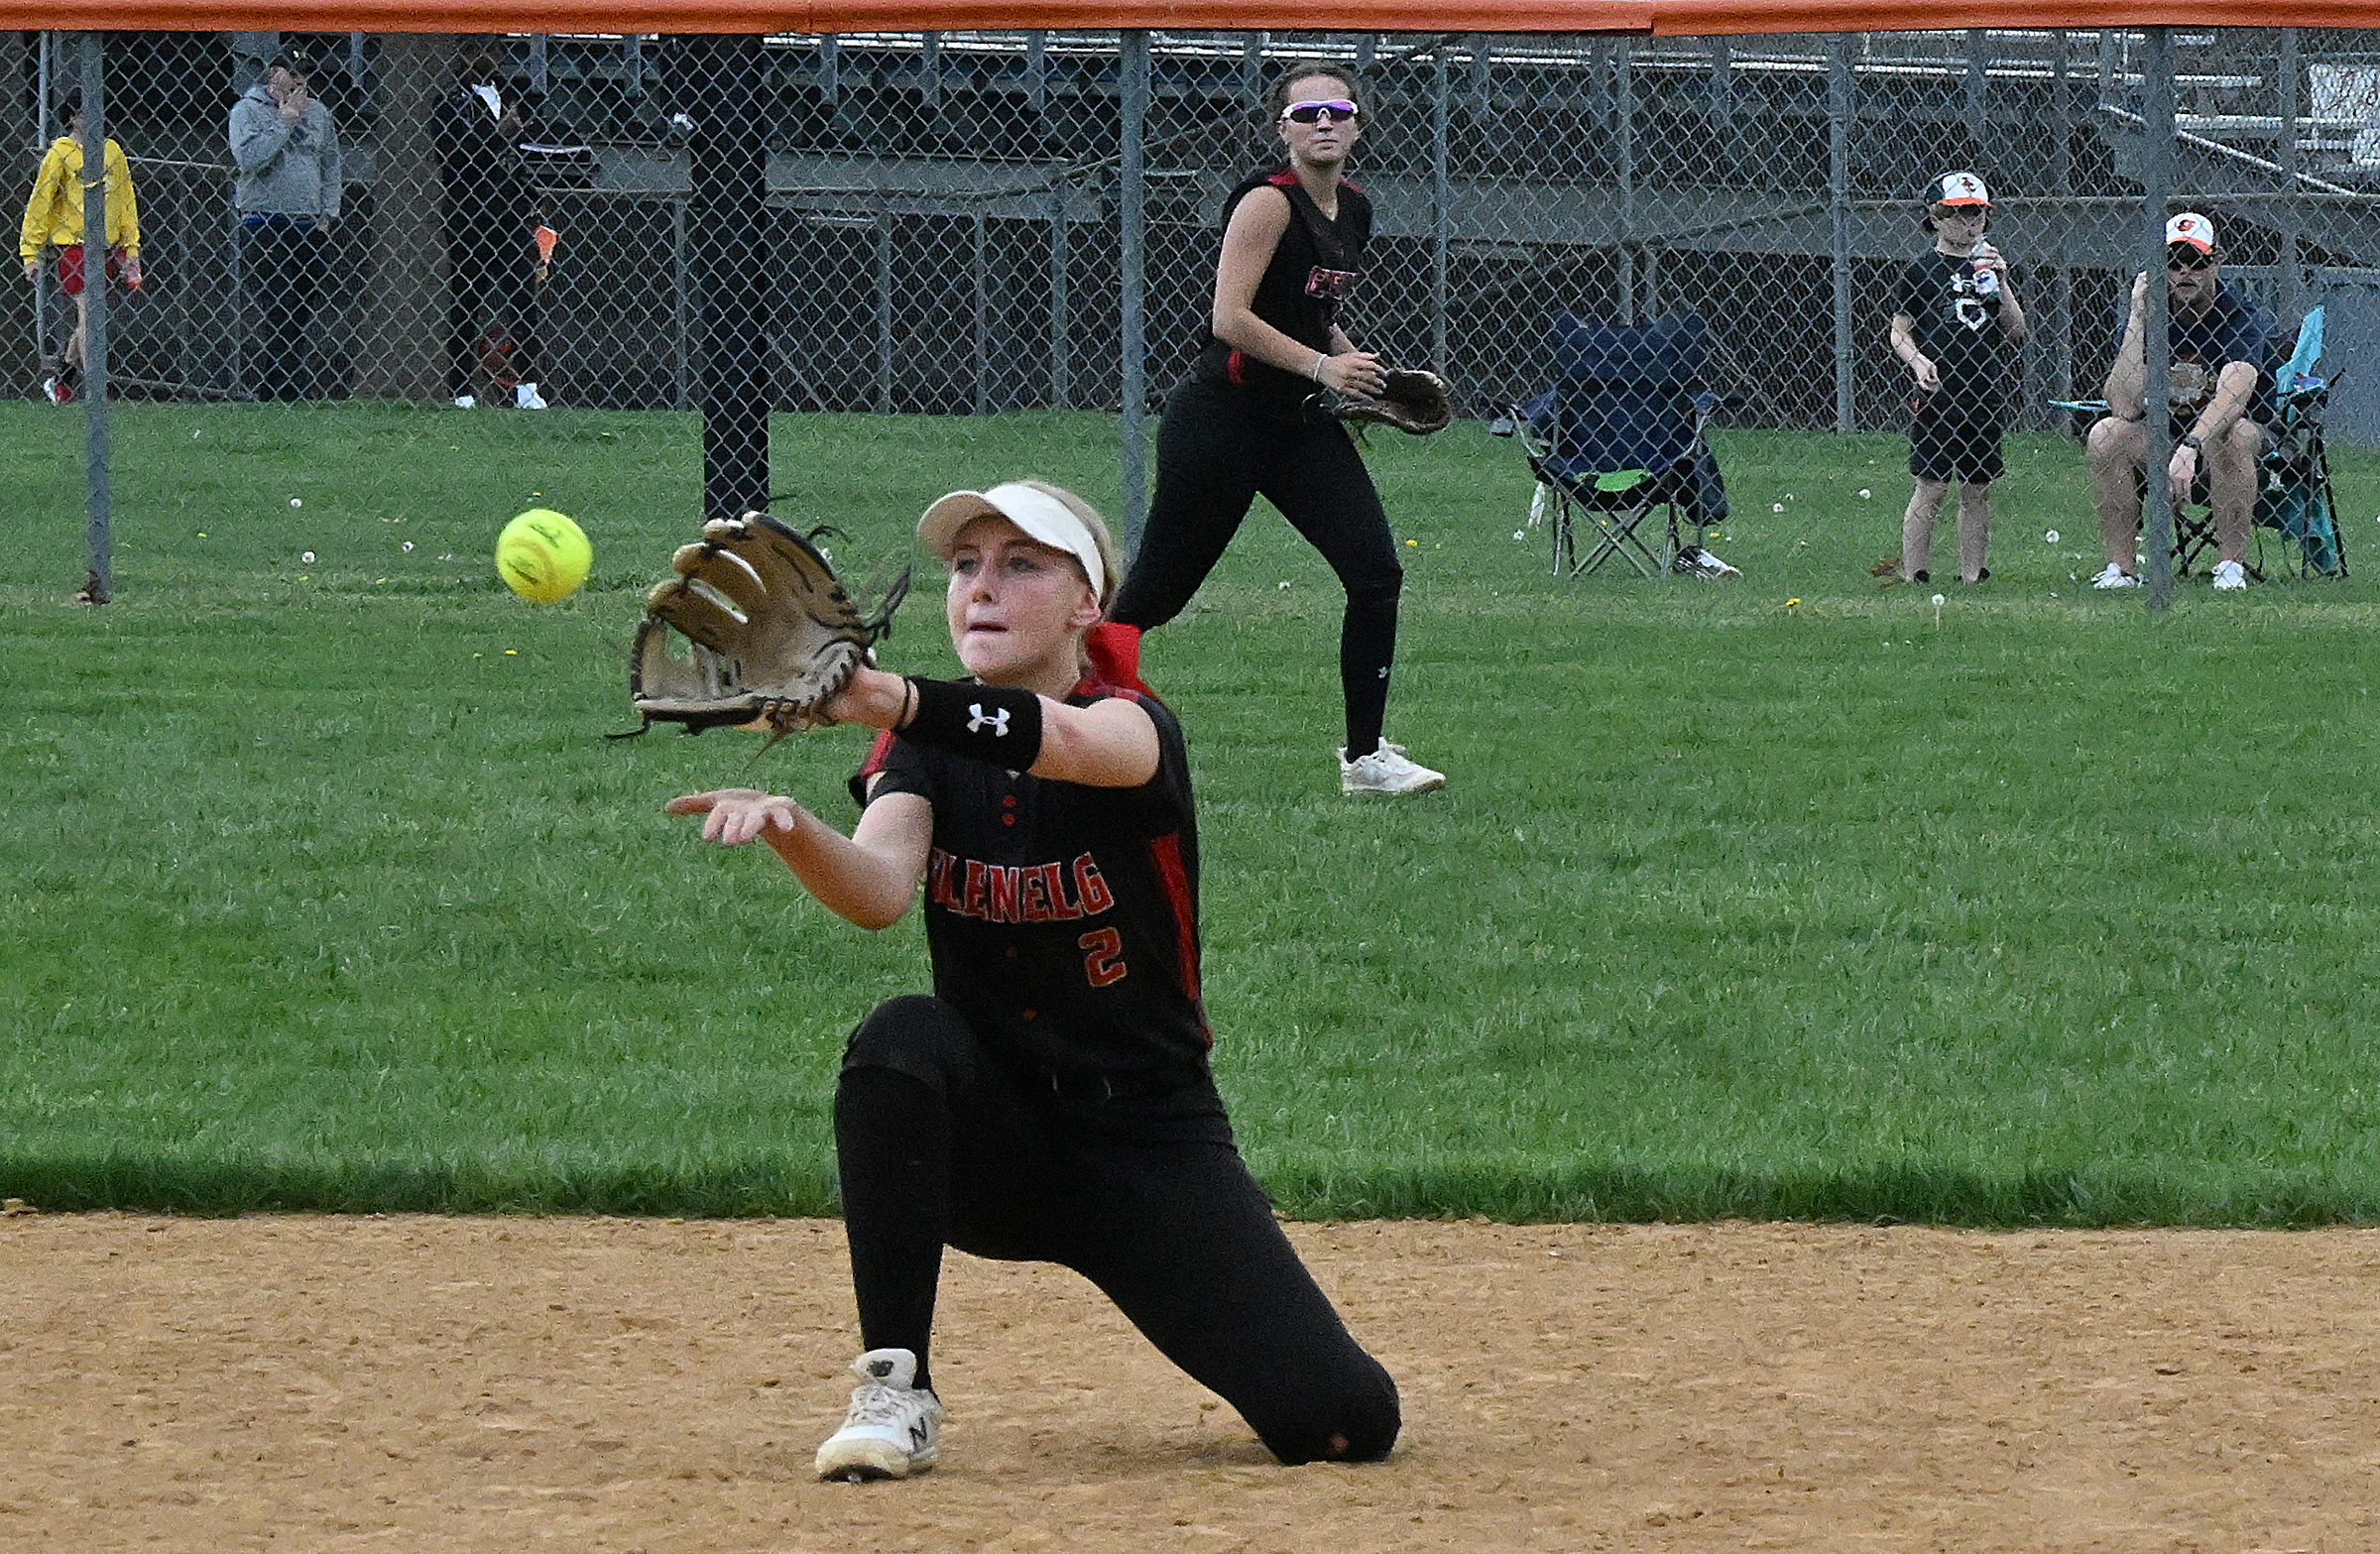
[452,394,477,410]
[2211,558,2247,591]
[815,1349,942,1482]
[1339,743,1446,795]
[516,382,548,411]
[1674,544,1741,579]
[2090,563,2141,589]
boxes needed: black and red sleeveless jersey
[1192,167,1372,416]
[850,676,1211,1089]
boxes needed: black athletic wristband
[901,677,1045,771]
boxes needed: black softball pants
[1112,378,1405,761]
[834,995,1400,1465]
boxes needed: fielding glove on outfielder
[623,512,909,746]
[1313,367,1454,435]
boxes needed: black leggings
[835,995,1400,1465]
[1112,378,1404,760]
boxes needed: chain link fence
[12,27,2380,541]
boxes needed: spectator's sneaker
[1674,545,1742,579]
[2090,563,2142,589]
[515,382,548,411]
[2211,558,2248,591]
[1339,743,1446,795]
[452,394,477,409]
[815,1349,942,1482]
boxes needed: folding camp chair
[2051,304,2346,581]
[1492,310,1733,578]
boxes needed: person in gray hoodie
[228,52,340,400]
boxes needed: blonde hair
[1014,479,1122,613]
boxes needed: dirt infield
[2,1214,2374,1552]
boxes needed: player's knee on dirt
[1248,1358,1401,1466]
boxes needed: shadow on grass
[1259,1161,2380,1230]
[9,1156,2379,1228]
[0,1158,840,1219]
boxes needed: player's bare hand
[21,259,36,284]
[122,254,143,289]
[1318,350,1384,398]
[1908,354,1941,393]
[2129,272,2150,311]
[2167,444,2201,506]
[667,788,802,846]
[1971,242,2006,277]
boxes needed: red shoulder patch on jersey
[1265,169,1299,188]
[857,727,899,783]
[1340,177,1365,197]
[1084,622,1150,698]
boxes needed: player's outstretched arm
[665,786,931,930]
[825,664,1159,789]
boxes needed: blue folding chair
[1494,311,1734,578]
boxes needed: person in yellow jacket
[17,90,142,405]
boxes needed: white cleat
[1339,742,1446,795]
[1673,544,1741,578]
[2090,563,2142,589]
[815,1348,943,1482]
[516,382,548,411]
[2210,558,2248,591]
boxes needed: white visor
[917,482,1107,603]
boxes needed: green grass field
[7,401,2380,1225]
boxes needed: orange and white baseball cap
[1929,171,1992,207]
[2165,212,2216,254]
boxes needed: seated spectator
[2084,212,2274,592]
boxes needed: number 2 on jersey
[1078,926,1128,988]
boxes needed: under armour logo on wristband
[967,704,1011,736]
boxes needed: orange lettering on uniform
[1074,854,1116,914]
[989,865,1022,923]
[1045,862,1084,920]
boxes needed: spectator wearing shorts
[2083,212,2275,593]
[17,89,142,406]
[1887,172,2026,585]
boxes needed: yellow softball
[496,509,591,603]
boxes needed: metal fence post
[1615,40,1634,327]
[1828,35,1853,433]
[2049,30,2075,407]
[1120,29,1149,551]
[2141,26,2177,611]
[972,209,989,415]
[1431,45,1451,372]
[875,193,893,415]
[2279,28,2305,325]
[1049,180,1070,408]
[80,31,112,605]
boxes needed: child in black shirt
[1886,172,2028,584]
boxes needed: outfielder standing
[1108,64,1443,796]
[668,481,1400,1481]
[1887,172,2026,586]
